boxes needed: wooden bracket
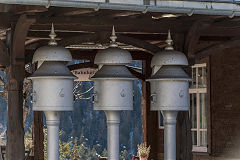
[184,20,212,60]
[195,38,240,61]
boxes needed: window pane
[192,131,197,146]
[190,63,208,151]
[198,67,207,88]
[202,67,207,88]
[190,94,197,128]
[200,131,207,147]
[200,93,207,129]
[191,68,196,88]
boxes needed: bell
[147,65,191,111]
[147,30,191,160]
[91,26,136,160]
[91,65,136,111]
[28,24,76,160]
[29,61,76,111]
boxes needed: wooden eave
[0,4,239,66]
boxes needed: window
[190,63,208,152]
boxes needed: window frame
[190,58,211,154]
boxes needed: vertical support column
[163,111,178,160]
[6,15,35,160]
[33,111,44,160]
[142,59,151,143]
[174,33,193,160]
[44,111,61,160]
[142,58,158,159]
[105,111,121,160]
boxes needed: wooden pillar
[33,111,44,160]
[174,34,193,160]
[6,15,35,160]
[142,57,159,159]
[142,58,151,144]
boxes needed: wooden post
[174,33,193,160]
[142,57,159,159]
[176,112,192,160]
[33,111,44,160]
[142,59,151,144]
[6,15,35,160]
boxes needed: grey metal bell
[29,24,76,160]
[92,27,136,111]
[29,61,76,111]
[94,26,132,67]
[91,26,135,160]
[147,66,191,111]
[147,30,191,112]
[147,30,191,160]
[91,65,136,111]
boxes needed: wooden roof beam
[58,33,161,54]
[117,34,161,54]
[184,20,212,59]
[195,38,240,60]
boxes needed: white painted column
[163,111,178,160]
[44,111,61,160]
[105,111,121,160]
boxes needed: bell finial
[110,26,118,47]
[165,29,174,50]
[48,23,57,46]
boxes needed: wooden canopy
[1,4,240,160]
[0,4,239,65]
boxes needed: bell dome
[32,24,72,64]
[94,26,132,65]
[151,30,188,67]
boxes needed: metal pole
[163,111,178,160]
[0,0,239,17]
[105,111,121,160]
[44,111,61,160]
